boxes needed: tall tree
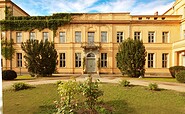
[1,38,15,70]
[21,39,58,77]
[116,38,147,78]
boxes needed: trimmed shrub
[12,82,33,91]
[169,66,185,78]
[176,70,185,83]
[2,70,17,80]
[148,83,158,91]
[119,79,130,87]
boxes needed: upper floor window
[59,32,65,43]
[117,32,123,43]
[148,32,155,43]
[162,32,169,43]
[101,53,107,68]
[75,53,81,67]
[148,53,154,68]
[16,32,22,43]
[43,32,48,41]
[30,32,36,40]
[101,31,107,43]
[60,53,66,67]
[88,32,94,43]
[184,30,185,39]
[134,32,141,40]
[75,31,81,43]
[162,53,168,68]
[17,53,22,67]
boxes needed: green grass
[16,75,36,80]
[140,77,177,82]
[3,83,185,114]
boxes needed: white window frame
[148,53,155,68]
[162,53,168,68]
[101,53,107,68]
[17,53,22,67]
[60,53,66,67]
[134,32,141,40]
[30,32,36,40]
[59,32,66,43]
[75,31,81,43]
[162,32,169,43]
[16,32,22,43]
[43,32,49,41]
[148,31,155,43]
[75,53,81,68]
[101,31,107,43]
[117,32,124,43]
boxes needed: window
[1,32,5,39]
[16,32,22,43]
[184,30,185,39]
[75,53,81,67]
[134,32,141,40]
[101,53,107,67]
[148,32,155,43]
[60,53,66,67]
[88,32,94,43]
[101,31,107,43]
[162,53,168,68]
[162,32,169,43]
[43,32,48,41]
[117,32,123,43]
[148,53,154,68]
[17,53,22,67]
[75,31,81,43]
[30,32,36,40]
[59,32,65,43]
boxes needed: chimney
[154,11,158,15]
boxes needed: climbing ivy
[0,13,73,32]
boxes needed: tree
[1,38,15,70]
[21,39,58,77]
[116,38,147,78]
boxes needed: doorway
[86,53,96,73]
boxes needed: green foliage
[119,79,130,87]
[55,79,80,114]
[175,70,185,83]
[21,39,58,77]
[116,38,147,78]
[1,39,15,60]
[2,70,17,80]
[169,66,185,78]
[148,83,159,91]
[12,82,33,91]
[80,75,104,110]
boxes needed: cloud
[12,0,174,16]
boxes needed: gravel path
[2,74,185,92]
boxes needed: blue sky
[12,0,175,16]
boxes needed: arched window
[87,53,95,57]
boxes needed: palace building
[0,0,185,76]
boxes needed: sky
[12,0,175,16]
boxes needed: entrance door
[183,56,185,66]
[86,53,96,73]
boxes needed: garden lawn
[3,83,185,114]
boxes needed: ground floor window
[162,53,168,68]
[17,53,22,67]
[101,53,107,67]
[75,53,81,67]
[148,53,154,68]
[60,53,66,67]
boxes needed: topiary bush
[148,83,159,91]
[175,70,185,83]
[12,82,33,91]
[119,79,130,87]
[2,70,17,80]
[169,66,185,78]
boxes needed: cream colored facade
[0,0,185,76]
